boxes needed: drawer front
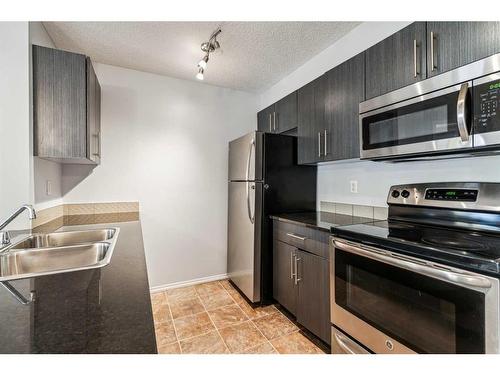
[273,220,329,258]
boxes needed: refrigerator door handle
[245,139,255,182]
[246,182,255,224]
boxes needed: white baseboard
[150,273,228,293]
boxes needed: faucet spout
[0,204,37,250]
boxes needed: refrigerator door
[227,180,262,302]
[228,131,262,181]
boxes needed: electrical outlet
[350,180,358,194]
[46,180,52,196]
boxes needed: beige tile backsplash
[320,201,388,220]
[33,202,140,230]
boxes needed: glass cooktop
[332,220,500,276]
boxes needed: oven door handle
[333,330,369,354]
[457,82,470,142]
[334,239,492,290]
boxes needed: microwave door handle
[334,239,492,290]
[457,82,470,142]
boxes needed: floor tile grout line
[165,299,181,353]
[196,282,232,354]
[222,284,278,353]
[172,310,216,341]
[249,319,280,354]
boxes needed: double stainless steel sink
[0,228,119,282]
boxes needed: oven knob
[391,190,400,198]
[401,190,410,198]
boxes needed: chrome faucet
[0,204,37,251]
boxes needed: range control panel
[424,188,478,202]
[474,75,500,133]
[387,183,489,210]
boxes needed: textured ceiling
[43,22,360,93]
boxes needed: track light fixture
[195,28,221,81]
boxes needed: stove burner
[421,235,488,252]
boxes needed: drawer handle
[286,233,307,241]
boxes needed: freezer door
[228,131,262,181]
[227,181,262,302]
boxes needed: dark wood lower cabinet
[296,249,330,344]
[272,220,331,345]
[273,240,297,315]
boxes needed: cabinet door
[33,45,87,159]
[275,91,297,133]
[365,22,427,99]
[273,240,297,315]
[86,58,100,165]
[296,249,330,344]
[297,80,317,164]
[257,104,275,133]
[325,53,364,161]
[297,76,326,164]
[427,22,500,77]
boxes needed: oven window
[362,88,470,151]
[335,249,485,353]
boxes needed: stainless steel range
[330,182,500,354]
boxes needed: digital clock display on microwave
[425,189,478,202]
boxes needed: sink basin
[0,227,119,282]
[0,243,110,280]
[10,228,116,249]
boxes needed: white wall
[260,21,500,209]
[62,64,258,288]
[0,22,32,229]
[260,22,411,110]
[29,22,64,210]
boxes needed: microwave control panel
[474,78,500,133]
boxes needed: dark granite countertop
[0,221,157,354]
[270,211,376,232]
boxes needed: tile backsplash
[320,201,388,220]
[33,202,140,232]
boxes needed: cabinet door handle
[318,132,322,157]
[430,31,437,72]
[92,132,100,157]
[269,113,272,132]
[273,112,277,132]
[286,233,307,241]
[294,257,301,285]
[413,39,419,78]
[290,253,295,280]
[324,129,328,155]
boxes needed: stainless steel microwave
[359,53,500,160]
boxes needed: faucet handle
[0,231,11,246]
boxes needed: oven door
[331,238,500,354]
[359,82,473,160]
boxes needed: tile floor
[151,279,327,354]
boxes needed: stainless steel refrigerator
[227,131,316,304]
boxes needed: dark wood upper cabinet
[365,22,427,99]
[296,249,330,344]
[275,91,297,133]
[426,22,500,77]
[33,45,101,164]
[324,53,365,161]
[257,92,297,134]
[297,76,327,164]
[257,104,275,133]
